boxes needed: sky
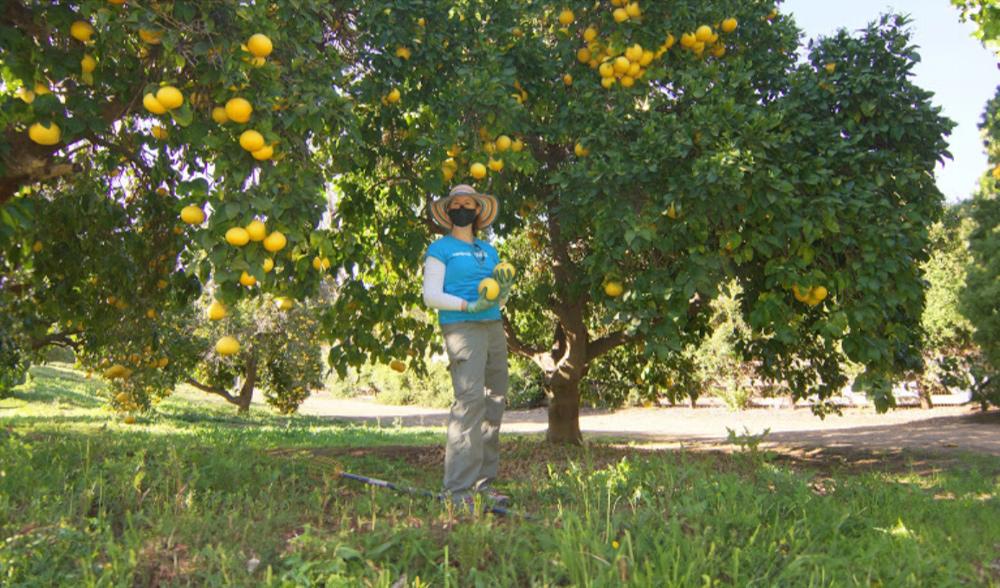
[783,0,1000,203]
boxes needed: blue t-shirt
[426,235,503,325]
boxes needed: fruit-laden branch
[184,377,237,404]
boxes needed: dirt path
[298,395,1000,456]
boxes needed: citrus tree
[916,207,977,407]
[953,0,1000,408]
[320,1,954,442]
[1,1,351,411]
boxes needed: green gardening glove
[466,294,498,313]
[493,262,516,307]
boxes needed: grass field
[1,364,998,586]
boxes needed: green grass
[1,365,998,586]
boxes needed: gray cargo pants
[441,320,508,494]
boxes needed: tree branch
[586,331,636,363]
[503,315,542,359]
[30,332,82,351]
[185,377,237,404]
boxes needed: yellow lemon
[604,281,624,297]
[389,359,407,373]
[639,50,654,66]
[601,77,616,89]
[239,271,257,287]
[470,162,487,179]
[123,415,137,424]
[613,56,630,74]
[34,83,50,95]
[488,158,504,172]
[211,106,229,124]
[417,17,426,27]
[151,125,169,140]
[239,130,265,151]
[251,145,274,161]
[143,93,167,115]
[275,297,295,310]
[155,86,183,110]
[625,2,641,18]
[511,139,524,152]
[478,278,500,301]
[263,231,287,252]
[812,286,828,302]
[246,219,267,241]
[225,227,250,246]
[263,258,274,273]
[225,97,253,123]
[16,87,35,103]
[625,44,643,62]
[577,48,591,63]
[574,142,589,157]
[247,33,273,57]
[495,135,512,152]
[447,144,462,157]
[385,88,401,104]
[695,25,714,43]
[313,256,331,271]
[627,62,641,77]
[825,63,836,74]
[81,54,97,73]
[158,357,169,368]
[207,300,227,320]
[558,9,574,26]
[664,33,677,50]
[215,336,240,356]
[146,309,157,319]
[28,122,61,145]
[599,62,615,78]
[32,241,42,253]
[139,29,162,44]
[494,262,516,282]
[621,75,635,88]
[613,8,629,23]
[395,46,412,60]
[680,33,697,48]
[563,73,573,86]
[180,205,205,225]
[70,21,95,43]
[722,18,738,33]
[583,27,598,42]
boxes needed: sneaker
[480,488,511,507]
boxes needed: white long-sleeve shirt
[422,256,467,311]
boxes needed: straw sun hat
[430,184,499,231]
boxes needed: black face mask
[448,207,478,228]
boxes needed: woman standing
[422,184,514,507]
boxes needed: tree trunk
[236,349,258,414]
[917,380,934,409]
[547,377,583,444]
